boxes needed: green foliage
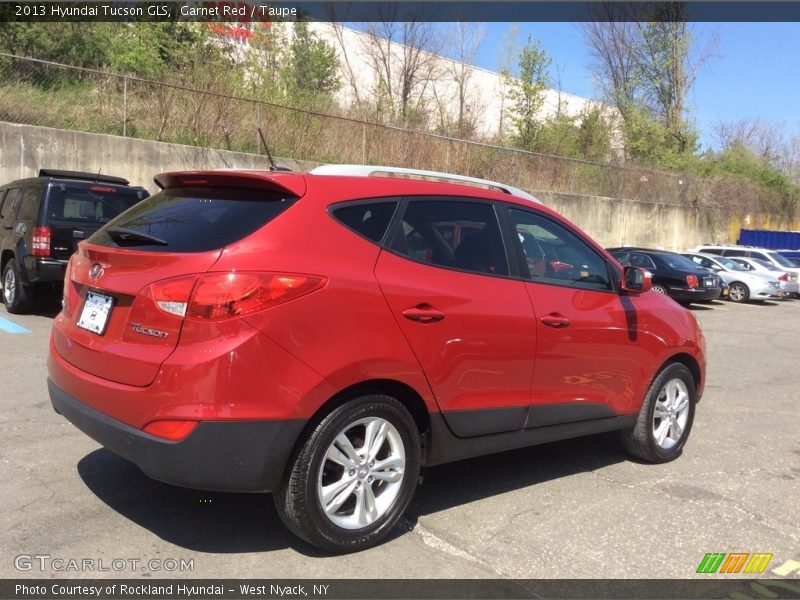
[533,106,612,162]
[284,21,340,100]
[507,36,551,150]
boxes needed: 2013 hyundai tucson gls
[48,165,706,552]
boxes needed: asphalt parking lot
[1,296,799,581]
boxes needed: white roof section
[309,164,542,204]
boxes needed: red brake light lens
[187,272,326,321]
[147,272,326,321]
[89,185,115,193]
[143,420,197,441]
[686,274,699,288]
[31,226,51,257]
[778,273,788,281]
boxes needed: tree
[507,35,551,150]
[581,4,714,158]
[447,22,485,137]
[362,11,443,125]
[283,21,340,103]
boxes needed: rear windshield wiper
[106,227,168,246]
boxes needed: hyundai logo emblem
[88,264,105,281]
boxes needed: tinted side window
[389,199,508,276]
[723,249,747,257]
[91,187,297,253]
[17,186,43,221]
[699,247,721,255]
[331,200,398,243]
[629,253,656,269]
[0,189,20,220]
[750,251,767,261]
[508,208,611,291]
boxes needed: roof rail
[309,164,542,204]
[38,169,129,185]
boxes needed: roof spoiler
[38,169,129,185]
[153,170,307,197]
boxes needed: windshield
[751,258,780,271]
[46,182,145,225]
[770,252,796,268]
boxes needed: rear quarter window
[16,186,43,221]
[330,200,399,243]
[90,186,297,253]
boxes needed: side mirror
[621,266,653,294]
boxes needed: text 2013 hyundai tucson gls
[49,165,706,552]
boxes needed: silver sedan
[682,253,782,303]
[730,257,800,296]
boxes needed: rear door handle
[540,313,570,329]
[402,304,445,323]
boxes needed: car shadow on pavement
[77,449,318,555]
[409,432,625,518]
[78,432,626,556]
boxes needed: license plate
[704,277,715,287]
[77,291,114,335]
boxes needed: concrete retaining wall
[2,121,796,251]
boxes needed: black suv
[1,170,148,313]
[607,247,722,305]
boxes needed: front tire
[274,394,421,553]
[728,282,749,303]
[2,259,33,314]
[622,362,696,463]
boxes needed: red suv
[49,165,706,552]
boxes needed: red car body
[48,168,705,548]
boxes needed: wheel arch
[284,379,433,477]
[664,353,702,401]
[1,249,14,274]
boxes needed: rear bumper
[669,287,721,302]
[22,257,68,285]
[49,380,306,492]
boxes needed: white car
[690,245,800,298]
[682,252,782,302]
[729,257,800,297]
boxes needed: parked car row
[608,244,800,306]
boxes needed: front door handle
[540,313,570,329]
[402,304,445,324]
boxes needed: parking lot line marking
[0,316,31,334]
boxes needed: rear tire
[274,394,421,553]
[622,362,696,463]
[651,284,668,295]
[2,259,33,314]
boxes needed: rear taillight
[778,273,788,282]
[32,226,51,257]
[147,272,326,322]
[686,274,699,288]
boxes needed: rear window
[45,182,145,225]
[90,187,297,252]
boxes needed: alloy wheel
[317,416,406,530]
[3,268,15,304]
[652,378,690,450]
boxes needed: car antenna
[257,128,292,172]
[95,168,102,183]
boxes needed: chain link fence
[0,52,783,215]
